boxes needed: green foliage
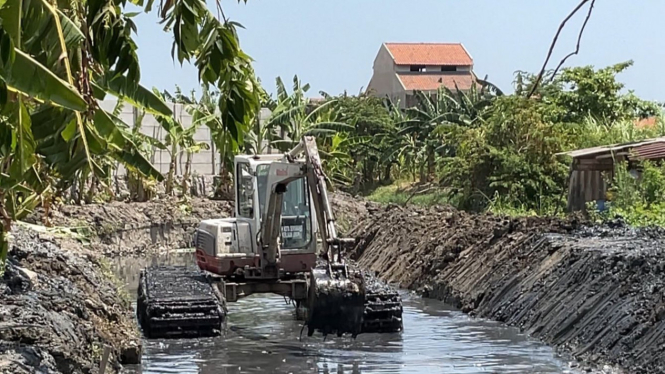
[349,61,663,224]
[516,61,662,123]
[438,95,573,212]
[0,0,260,268]
[366,183,449,206]
[571,117,664,149]
[590,161,665,227]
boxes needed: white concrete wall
[99,99,272,176]
[367,44,406,105]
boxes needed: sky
[129,0,665,102]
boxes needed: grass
[98,257,132,308]
[365,182,450,206]
[365,182,567,219]
[485,193,567,218]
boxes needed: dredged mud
[344,202,665,373]
[0,225,141,374]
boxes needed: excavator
[137,136,403,339]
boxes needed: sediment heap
[348,203,665,374]
[0,226,141,374]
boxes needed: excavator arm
[260,136,365,337]
[287,136,355,264]
[259,136,353,273]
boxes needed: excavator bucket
[306,263,366,338]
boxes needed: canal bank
[8,193,663,373]
[347,202,665,374]
[0,225,141,374]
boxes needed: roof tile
[397,73,476,91]
[634,117,658,129]
[385,43,472,66]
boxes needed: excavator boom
[258,136,366,337]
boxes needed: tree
[440,96,574,212]
[243,84,278,154]
[386,84,498,183]
[515,62,662,123]
[330,93,392,189]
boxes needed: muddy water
[113,253,579,374]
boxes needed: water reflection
[114,255,578,374]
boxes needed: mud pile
[1,226,141,374]
[28,197,233,257]
[347,204,665,373]
[329,192,372,233]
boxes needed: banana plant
[243,85,278,154]
[152,99,210,195]
[0,0,260,269]
[267,75,353,151]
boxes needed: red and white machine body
[194,151,320,280]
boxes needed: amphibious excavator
[137,136,402,339]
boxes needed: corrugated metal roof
[556,137,665,158]
[630,141,665,160]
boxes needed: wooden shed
[557,137,665,212]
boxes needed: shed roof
[556,137,665,160]
[385,43,473,66]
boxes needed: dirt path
[344,202,665,373]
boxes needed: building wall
[397,64,472,72]
[567,169,609,212]
[99,99,272,176]
[367,44,405,105]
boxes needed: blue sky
[130,0,665,101]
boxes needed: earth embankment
[1,226,141,374]
[28,197,233,257]
[346,203,665,373]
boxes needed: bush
[591,161,665,226]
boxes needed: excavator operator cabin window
[237,163,254,218]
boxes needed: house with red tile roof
[634,116,660,129]
[366,42,478,108]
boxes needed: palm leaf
[94,109,163,181]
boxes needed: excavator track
[137,266,226,339]
[362,275,403,333]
